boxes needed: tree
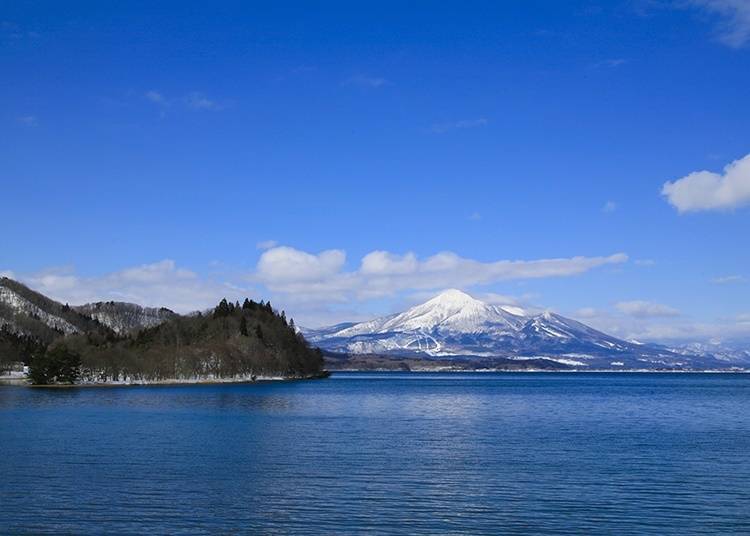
[255,325,263,340]
[242,298,252,310]
[29,344,81,385]
[213,298,230,319]
[240,316,248,336]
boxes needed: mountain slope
[0,277,326,383]
[74,302,178,334]
[306,289,734,370]
[0,277,112,342]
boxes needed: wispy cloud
[688,0,750,48]
[634,259,656,267]
[1,20,40,41]
[662,152,750,212]
[602,201,617,213]
[575,308,750,344]
[592,58,628,68]
[184,91,223,111]
[343,75,389,88]
[12,260,245,314]
[615,300,680,318]
[468,211,482,221]
[144,90,226,112]
[712,274,746,284]
[145,90,166,104]
[17,115,37,127]
[431,118,488,134]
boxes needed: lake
[1,372,749,534]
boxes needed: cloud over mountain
[254,246,628,302]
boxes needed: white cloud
[15,260,243,313]
[253,245,628,302]
[634,259,656,267]
[615,300,680,318]
[689,0,750,48]
[360,251,420,276]
[602,201,617,213]
[344,75,389,88]
[256,240,279,250]
[256,247,347,285]
[662,153,750,212]
[0,270,15,279]
[432,118,488,134]
[712,274,746,284]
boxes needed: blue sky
[2,1,749,343]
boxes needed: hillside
[0,277,325,384]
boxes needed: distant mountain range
[305,289,748,370]
[3,276,746,373]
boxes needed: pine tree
[213,298,230,319]
[255,325,263,339]
[240,316,248,336]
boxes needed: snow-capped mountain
[305,289,734,370]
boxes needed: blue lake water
[1,372,750,534]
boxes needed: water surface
[1,372,749,534]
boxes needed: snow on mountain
[0,282,80,335]
[305,289,730,369]
[334,289,525,337]
[0,277,174,339]
[74,302,177,334]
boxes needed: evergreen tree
[28,344,81,385]
[242,298,252,310]
[255,325,263,339]
[240,316,248,336]
[213,298,230,319]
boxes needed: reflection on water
[1,372,750,534]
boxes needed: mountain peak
[426,289,480,306]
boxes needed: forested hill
[0,277,326,384]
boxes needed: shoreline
[0,371,331,387]
[327,368,750,374]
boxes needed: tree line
[13,297,325,384]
